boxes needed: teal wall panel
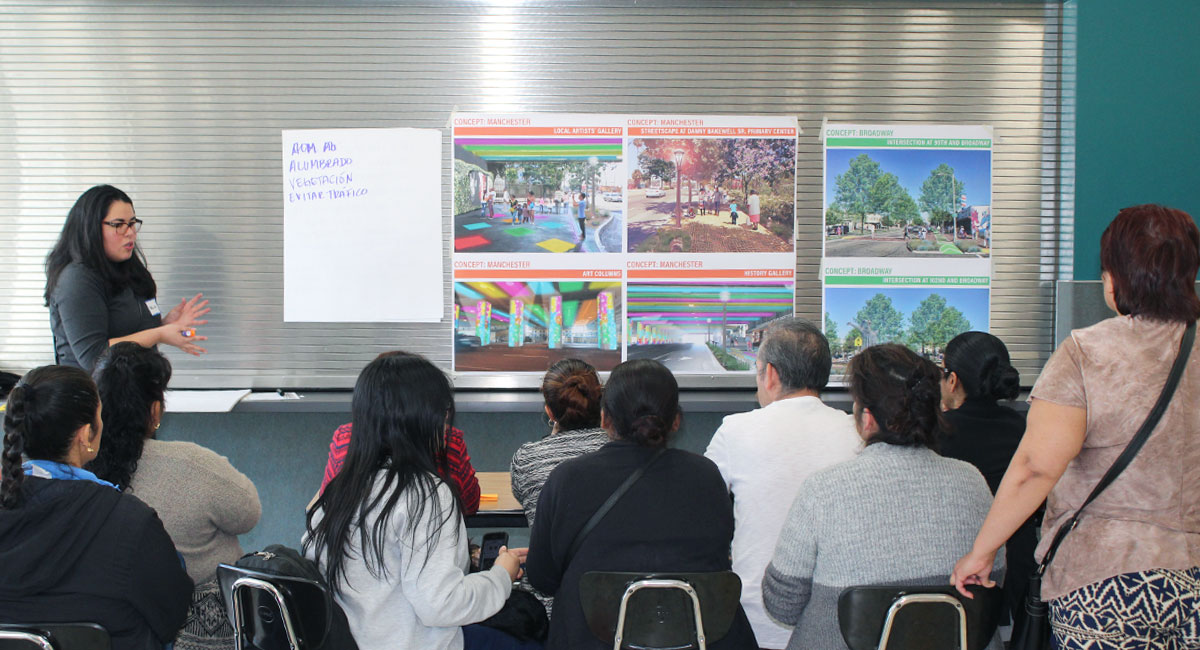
[1074,0,1200,279]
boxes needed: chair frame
[611,578,706,650]
[0,630,54,650]
[877,593,967,650]
[229,575,302,650]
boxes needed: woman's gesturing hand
[160,293,210,356]
[163,293,210,326]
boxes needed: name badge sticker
[145,298,161,316]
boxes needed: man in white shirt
[704,316,861,649]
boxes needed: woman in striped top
[510,358,608,527]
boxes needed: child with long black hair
[304,351,532,650]
[0,365,191,649]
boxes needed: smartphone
[479,531,509,571]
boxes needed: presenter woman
[45,184,210,373]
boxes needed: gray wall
[162,406,735,550]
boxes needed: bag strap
[1037,320,1195,574]
[565,448,666,564]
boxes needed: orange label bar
[454,269,623,279]
[628,127,797,137]
[627,269,794,279]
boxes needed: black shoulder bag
[1012,320,1194,650]
[566,448,666,565]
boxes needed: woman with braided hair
[0,365,191,650]
[525,359,758,650]
[762,344,1003,650]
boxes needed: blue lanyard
[23,460,118,490]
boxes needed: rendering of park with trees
[824,287,989,373]
[627,138,795,253]
[824,148,992,258]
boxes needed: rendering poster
[452,113,798,373]
[822,124,992,367]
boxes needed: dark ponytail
[601,359,679,449]
[88,342,172,488]
[1,366,100,509]
[541,358,602,432]
[846,344,945,450]
[2,386,31,509]
[943,331,1020,402]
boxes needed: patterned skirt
[1049,567,1200,650]
[175,577,235,650]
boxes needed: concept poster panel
[452,113,799,374]
[453,281,623,372]
[626,281,795,373]
[822,124,992,364]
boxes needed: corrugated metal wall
[0,0,1068,389]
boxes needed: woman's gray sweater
[763,443,1003,650]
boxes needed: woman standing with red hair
[953,205,1200,649]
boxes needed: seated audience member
[704,317,860,649]
[87,342,260,650]
[526,359,758,650]
[0,365,192,650]
[304,351,534,650]
[320,395,480,516]
[510,359,608,620]
[764,344,1001,650]
[939,331,1036,634]
[511,358,608,527]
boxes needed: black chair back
[216,563,331,650]
[0,624,109,650]
[580,571,741,650]
[837,584,1003,650]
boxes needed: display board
[282,127,443,323]
[0,1,1069,389]
[822,124,993,372]
[452,113,797,374]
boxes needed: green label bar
[826,138,991,149]
[826,275,990,286]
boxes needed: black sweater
[940,398,1026,494]
[0,477,193,650]
[526,440,757,650]
[940,399,1039,630]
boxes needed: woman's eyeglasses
[102,217,143,234]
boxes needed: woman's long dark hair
[943,331,1020,403]
[304,351,458,593]
[2,366,100,509]
[44,185,156,304]
[846,344,945,450]
[86,343,172,489]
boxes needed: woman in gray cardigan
[88,342,261,650]
[762,344,1002,650]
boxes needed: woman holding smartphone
[45,184,210,372]
[304,351,536,650]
